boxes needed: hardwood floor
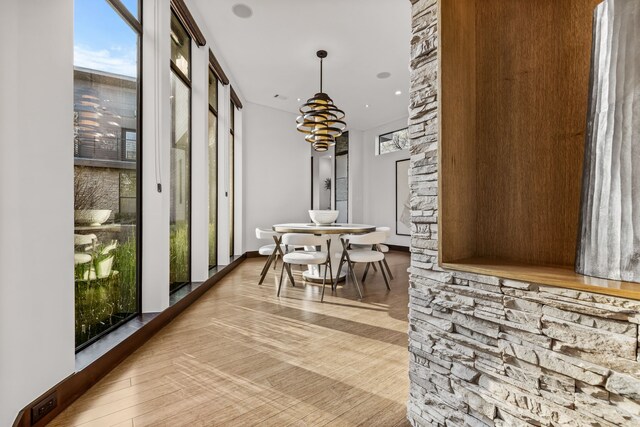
[49,252,410,427]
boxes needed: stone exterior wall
[74,166,121,216]
[407,1,640,425]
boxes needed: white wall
[190,31,210,281]
[0,1,76,425]
[348,130,364,223]
[216,83,231,263]
[141,0,171,311]
[233,107,244,256]
[362,117,410,247]
[243,102,311,251]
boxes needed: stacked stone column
[407,0,640,425]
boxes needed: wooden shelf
[443,257,640,301]
[440,0,602,266]
[436,0,632,297]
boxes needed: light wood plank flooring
[50,252,410,426]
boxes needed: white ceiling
[192,0,412,131]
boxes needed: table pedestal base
[302,266,346,284]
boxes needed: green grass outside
[170,222,189,284]
[75,237,137,347]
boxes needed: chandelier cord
[319,58,323,93]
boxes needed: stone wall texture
[407,1,640,426]
[74,166,129,218]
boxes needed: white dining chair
[350,226,394,279]
[255,227,290,285]
[278,233,332,302]
[336,231,390,299]
[375,226,394,279]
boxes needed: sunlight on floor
[49,252,411,427]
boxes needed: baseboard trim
[13,254,246,427]
[245,250,261,258]
[388,244,410,252]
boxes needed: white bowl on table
[74,209,112,226]
[309,210,339,225]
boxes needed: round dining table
[272,223,376,283]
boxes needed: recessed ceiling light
[395,90,402,95]
[376,72,391,79]
[365,104,369,108]
[232,4,253,18]
[297,98,301,102]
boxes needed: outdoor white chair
[74,233,97,266]
[278,233,332,302]
[74,233,97,250]
[255,227,289,285]
[336,231,390,299]
[73,234,118,280]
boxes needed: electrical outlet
[30,391,57,425]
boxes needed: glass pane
[73,0,139,349]
[123,130,137,161]
[208,70,218,112]
[379,128,409,155]
[230,102,235,131]
[335,133,349,223]
[120,0,139,20]
[170,12,190,78]
[170,71,191,288]
[208,111,217,267]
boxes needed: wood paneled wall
[440,0,601,267]
[439,0,477,263]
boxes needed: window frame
[74,0,144,352]
[377,127,409,155]
[169,8,193,293]
[334,131,349,222]
[121,128,137,161]
[228,100,235,257]
[208,71,218,269]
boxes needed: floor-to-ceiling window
[335,132,349,222]
[208,70,218,268]
[229,101,236,256]
[73,0,142,350]
[169,11,192,291]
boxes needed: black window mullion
[170,61,191,88]
[105,0,142,34]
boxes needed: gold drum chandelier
[296,50,346,152]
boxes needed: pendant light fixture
[296,50,346,152]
